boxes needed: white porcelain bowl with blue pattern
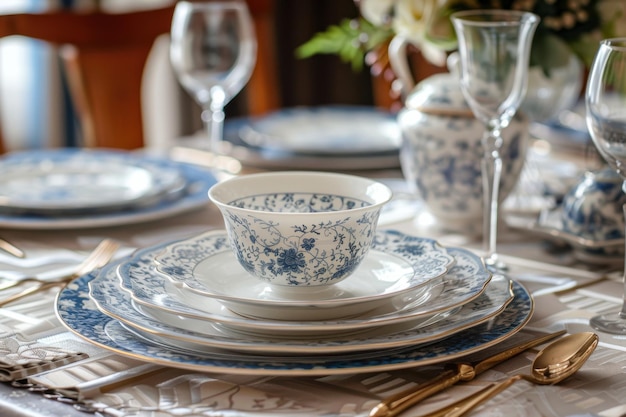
[208,171,393,288]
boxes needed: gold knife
[369,329,566,417]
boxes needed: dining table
[0,127,624,417]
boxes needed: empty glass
[451,10,539,270]
[170,0,257,153]
[586,37,626,334]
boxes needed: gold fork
[0,239,120,307]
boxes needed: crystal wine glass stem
[482,123,504,268]
[619,201,626,320]
[202,108,224,153]
[202,89,227,153]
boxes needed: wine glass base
[485,255,508,273]
[590,312,626,334]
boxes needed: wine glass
[451,10,539,270]
[170,0,257,153]
[586,37,626,334]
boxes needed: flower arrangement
[297,0,626,78]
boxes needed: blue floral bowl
[208,171,393,288]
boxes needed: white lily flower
[359,0,396,26]
[391,0,450,65]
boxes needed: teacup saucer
[119,242,491,336]
[151,229,455,320]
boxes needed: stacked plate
[57,229,534,376]
[238,106,401,156]
[220,106,402,170]
[0,149,217,229]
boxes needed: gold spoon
[421,332,599,417]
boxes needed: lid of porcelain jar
[405,73,474,117]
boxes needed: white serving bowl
[208,171,393,289]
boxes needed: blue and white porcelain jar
[397,72,529,234]
[561,168,626,258]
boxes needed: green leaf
[295,18,393,72]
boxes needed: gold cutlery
[0,237,25,258]
[369,329,566,417]
[420,331,598,417]
[0,239,120,307]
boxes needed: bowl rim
[208,171,393,215]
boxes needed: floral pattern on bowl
[224,194,378,287]
[229,192,370,213]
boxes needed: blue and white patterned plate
[90,260,510,354]
[151,229,456,320]
[0,149,185,214]
[57,273,532,375]
[120,241,491,336]
[238,106,401,155]
[0,150,217,229]
[212,107,400,171]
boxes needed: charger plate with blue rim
[56,272,533,375]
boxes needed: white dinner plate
[120,241,491,336]
[151,229,455,320]
[190,106,402,171]
[0,151,217,230]
[0,149,185,214]
[90,260,513,354]
[238,106,401,155]
[58,271,532,375]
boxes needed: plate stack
[57,229,534,376]
[0,149,217,229]
[220,106,402,170]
